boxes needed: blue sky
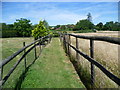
[2,2,118,26]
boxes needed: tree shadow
[14,43,48,89]
[14,58,36,90]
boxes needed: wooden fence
[59,33,120,88]
[0,35,52,88]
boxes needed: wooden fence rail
[0,35,52,87]
[59,33,120,87]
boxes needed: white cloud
[2,3,87,25]
[2,2,118,25]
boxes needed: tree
[73,19,94,30]
[101,21,120,31]
[14,18,32,37]
[61,25,66,30]
[54,25,61,30]
[96,22,103,30]
[87,13,92,22]
[32,20,49,39]
[43,20,49,30]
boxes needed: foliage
[43,20,49,30]
[53,24,74,31]
[14,18,32,37]
[95,22,103,30]
[102,21,120,31]
[32,20,49,38]
[32,24,38,29]
[73,19,94,31]
[1,23,17,38]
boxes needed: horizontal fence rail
[60,33,120,87]
[0,36,50,68]
[68,34,120,45]
[0,35,52,87]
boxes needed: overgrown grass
[69,32,119,88]
[21,38,85,88]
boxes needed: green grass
[21,38,85,88]
[2,37,36,88]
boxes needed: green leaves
[73,19,94,30]
[14,18,32,37]
[32,20,49,38]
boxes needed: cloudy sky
[2,1,118,26]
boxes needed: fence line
[0,35,52,87]
[60,33,120,87]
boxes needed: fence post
[90,39,95,87]
[64,35,67,53]
[76,37,79,60]
[0,66,3,88]
[39,39,41,54]
[66,35,68,54]
[68,35,71,56]
[59,33,61,43]
[63,34,67,53]
[67,35,69,55]
[34,39,37,60]
[49,35,51,43]
[23,42,26,69]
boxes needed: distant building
[50,27,55,30]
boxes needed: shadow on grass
[62,43,91,89]
[14,58,36,89]
[69,55,91,89]
[14,44,46,89]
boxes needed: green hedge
[2,30,17,38]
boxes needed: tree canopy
[102,21,120,31]
[14,18,32,37]
[73,19,94,30]
[32,20,49,38]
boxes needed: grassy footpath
[21,38,85,88]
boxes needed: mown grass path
[21,38,85,88]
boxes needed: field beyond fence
[60,32,120,88]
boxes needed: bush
[51,31,59,37]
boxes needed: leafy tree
[43,20,49,30]
[32,24,38,29]
[61,25,66,30]
[32,20,49,39]
[96,22,103,30]
[113,22,120,31]
[54,25,61,29]
[102,21,120,31]
[73,19,94,30]
[14,18,32,37]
